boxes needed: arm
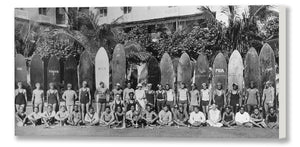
[24,90,28,103]
[239,91,243,105]
[256,89,260,106]
[223,90,227,106]
[227,91,231,106]
[152,112,159,122]
[245,89,249,105]
[32,90,35,105]
[62,91,66,101]
[56,90,60,103]
[74,91,78,101]
[88,88,91,104]
[78,89,81,102]
[46,91,49,103]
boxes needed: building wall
[91,6,204,25]
[15,8,57,24]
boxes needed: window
[122,7,132,14]
[98,7,107,17]
[56,8,65,24]
[38,8,47,15]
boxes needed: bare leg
[85,103,89,115]
[53,103,57,112]
[81,104,85,120]
[15,104,20,112]
[100,103,105,117]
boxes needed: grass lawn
[15,125,279,138]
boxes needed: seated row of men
[16,102,279,129]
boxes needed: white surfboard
[95,47,110,89]
[228,50,244,91]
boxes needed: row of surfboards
[15,43,276,98]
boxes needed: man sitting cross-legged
[188,106,206,127]
[173,104,189,127]
[235,106,252,128]
[157,105,173,126]
[99,106,115,128]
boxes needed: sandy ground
[15,125,278,138]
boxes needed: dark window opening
[122,7,132,14]
[38,8,47,15]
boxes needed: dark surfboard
[30,54,44,90]
[147,56,161,90]
[79,50,94,95]
[212,52,228,92]
[64,55,78,91]
[112,44,126,88]
[15,54,27,85]
[195,53,209,90]
[177,53,192,90]
[47,55,61,89]
[259,43,276,93]
[244,47,260,90]
[160,53,175,89]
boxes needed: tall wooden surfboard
[177,53,192,90]
[147,56,161,90]
[160,53,175,89]
[95,47,109,89]
[64,55,78,91]
[112,44,126,88]
[259,43,276,93]
[30,54,44,90]
[47,55,61,89]
[228,50,244,91]
[195,53,209,90]
[15,54,27,85]
[79,50,94,94]
[212,52,228,92]
[244,47,260,90]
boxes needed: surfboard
[30,54,44,90]
[137,62,148,84]
[147,56,161,90]
[244,47,260,90]
[160,53,175,89]
[190,59,196,84]
[64,55,78,91]
[15,54,27,85]
[212,52,228,92]
[47,55,61,89]
[172,58,179,90]
[177,52,192,90]
[259,43,276,92]
[95,47,109,89]
[195,53,209,90]
[112,44,126,88]
[79,50,94,94]
[228,50,244,91]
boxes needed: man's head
[250,81,255,88]
[127,82,131,88]
[232,83,238,90]
[146,105,151,112]
[254,107,259,115]
[202,83,207,89]
[194,106,200,113]
[163,105,169,112]
[211,104,217,110]
[67,83,72,90]
[130,105,135,111]
[191,83,196,90]
[74,105,79,111]
[137,83,142,89]
[47,105,53,112]
[105,106,110,113]
[180,83,186,89]
[35,82,41,89]
[225,106,231,113]
[269,107,275,114]
[33,106,39,113]
[165,84,170,90]
[239,106,245,114]
[157,84,162,90]
[129,92,134,99]
[49,82,55,89]
[116,83,121,89]
[115,94,121,100]
[60,105,66,112]
[89,106,94,114]
[18,105,24,113]
[147,83,152,90]
[17,82,22,88]
[82,81,87,87]
[217,82,222,90]
[99,82,104,88]
[116,105,122,113]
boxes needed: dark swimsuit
[146,91,155,105]
[127,100,137,111]
[214,92,224,108]
[48,91,58,105]
[116,112,124,122]
[268,114,277,123]
[114,100,124,112]
[80,88,89,104]
[230,92,240,106]
[15,91,26,105]
[224,113,234,122]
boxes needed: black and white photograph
[14,5,285,138]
